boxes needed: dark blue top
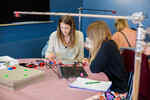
[90,40,128,93]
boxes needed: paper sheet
[69,77,112,92]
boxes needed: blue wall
[82,0,150,36]
[0,23,56,58]
[50,0,82,30]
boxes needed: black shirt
[90,40,128,93]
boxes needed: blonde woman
[45,15,84,64]
[112,19,150,57]
[112,19,136,48]
[86,21,128,96]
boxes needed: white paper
[69,77,112,92]
[0,63,7,70]
[0,56,18,65]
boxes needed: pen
[85,81,100,84]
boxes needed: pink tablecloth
[0,58,109,100]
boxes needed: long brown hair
[57,15,76,48]
[87,21,112,62]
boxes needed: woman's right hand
[46,53,56,61]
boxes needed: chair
[121,49,150,100]
[41,42,48,58]
[126,72,133,100]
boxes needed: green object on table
[4,74,8,78]
[85,81,100,84]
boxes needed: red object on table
[39,62,45,67]
[12,66,16,69]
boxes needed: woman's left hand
[82,58,89,66]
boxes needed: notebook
[69,77,112,92]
